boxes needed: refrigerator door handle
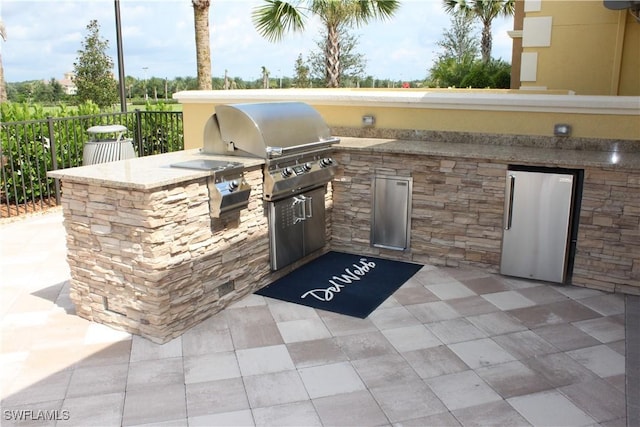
[504,174,515,230]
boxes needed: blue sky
[0,0,514,83]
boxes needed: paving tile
[59,392,124,427]
[226,305,283,350]
[566,344,626,377]
[351,354,421,389]
[492,330,557,359]
[391,285,440,305]
[181,314,233,357]
[236,344,295,376]
[334,331,397,360]
[466,311,528,336]
[460,276,512,295]
[446,295,500,317]
[523,352,599,387]
[402,345,469,379]
[267,299,320,322]
[515,284,569,304]
[129,334,182,362]
[405,301,461,323]
[426,370,502,411]
[476,360,553,399]
[554,285,605,300]
[122,383,186,426]
[507,304,565,329]
[66,362,128,398]
[368,306,422,330]
[547,299,602,323]
[75,340,133,368]
[189,409,254,427]
[481,291,536,311]
[185,378,249,418]
[276,318,332,343]
[427,318,487,344]
[286,338,348,368]
[507,390,596,426]
[381,324,442,352]
[532,323,601,351]
[2,369,72,406]
[317,310,378,336]
[426,281,476,300]
[244,370,309,408]
[0,399,63,427]
[451,400,530,427]
[126,357,184,391]
[394,411,462,426]
[577,293,626,316]
[313,390,388,426]
[559,378,626,423]
[252,401,322,426]
[448,338,517,369]
[412,268,460,287]
[573,316,626,343]
[183,351,241,384]
[83,322,132,345]
[298,361,366,399]
[370,378,447,422]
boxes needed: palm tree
[192,0,212,90]
[252,0,400,88]
[1,19,7,103]
[443,0,515,63]
[261,66,270,88]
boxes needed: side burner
[171,159,251,218]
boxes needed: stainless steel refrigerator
[500,167,582,284]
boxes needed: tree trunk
[481,20,492,63]
[193,0,212,90]
[325,23,340,88]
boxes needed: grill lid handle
[266,137,341,158]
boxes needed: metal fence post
[47,116,61,204]
[135,109,143,156]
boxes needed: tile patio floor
[0,210,632,426]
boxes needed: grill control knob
[320,157,334,168]
[302,162,312,171]
[281,167,294,178]
[228,180,239,191]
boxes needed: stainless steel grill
[203,102,340,270]
[203,102,340,201]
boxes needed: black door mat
[255,251,423,318]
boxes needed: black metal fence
[1,110,184,218]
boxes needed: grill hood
[203,102,339,158]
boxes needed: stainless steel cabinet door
[371,176,412,250]
[500,170,574,283]
[268,186,327,270]
[302,186,327,256]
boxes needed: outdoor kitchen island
[49,131,639,343]
[48,149,278,343]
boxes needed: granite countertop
[48,138,638,190]
[336,137,640,170]
[47,149,265,190]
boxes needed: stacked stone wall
[331,150,639,295]
[331,151,506,269]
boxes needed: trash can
[83,124,137,166]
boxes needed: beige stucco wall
[522,1,640,95]
[174,89,640,150]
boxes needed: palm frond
[252,0,307,42]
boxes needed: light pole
[114,0,126,112]
[142,66,148,100]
